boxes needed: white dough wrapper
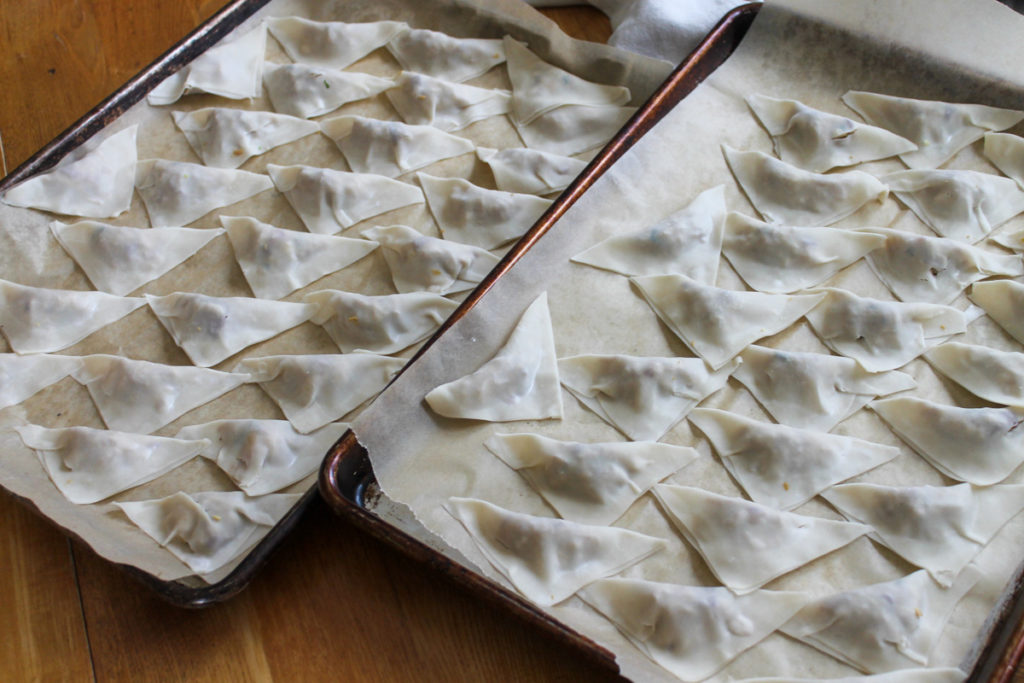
[321,115,474,178]
[0,353,83,411]
[147,25,265,105]
[512,103,636,157]
[386,71,511,132]
[739,669,967,683]
[969,279,1024,345]
[386,28,505,83]
[172,108,318,169]
[135,160,273,227]
[262,62,394,119]
[983,131,1024,188]
[476,147,587,195]
[925,341,1024,406]
[267,17,408,70]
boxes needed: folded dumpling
[445,497,665,606]
[262,62,393,119]
[14,423,205,504]
[738,669,967,683]
[632,274,825,370]
[360,225,498,295]
[477,147,587,195]
[135,160,273,227]
[267,17,407,69]
[386,72,511,132]
[222,216,378,299]
[925,342,1024,405]
[304,289,456,355]
[484,433,698,526]
[689,408,899,509]
[0,354,82,411]
[147,25,265,105]
[146,292,316,367]
[513,103,636,157]
[386,28,505,83]
[969,280,1024,345]
[983,131,1024,187]
[558,354,738,441]
[425,292,562,422]
[172,108,318,169]
[571,185,725,281]
[321,115,474,178]
[1,125,137,218]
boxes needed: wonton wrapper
[321,115,474,178]
[172,108,318,169]
[969,279,1024,346]
[386,71,511,132]
[262,62,394,119]
[361,225,499,295]
[267,17,407,69]
[983,131,1024,188]
[135,160,273,227]
[147,25,266,105]
[512,103,636,157]
[476,146,587,196]
[739,669,967,683]
[925,342,1024,406]
[386,28,505,83]
[0,354,82,411]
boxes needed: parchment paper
[0,0,668,586]
[354,0,1024,679]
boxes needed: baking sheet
[350,0,1024,680]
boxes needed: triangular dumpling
[485,433,699,526]
[13,423,205,504]
[842,90,1024,169]
[631,274,825,370]
[72,354,250,434]
[419,173,552,249]
[267,164,424,235]
[571,185,726,281]
[503,37,630,125]
[477,146,587,195]
[734,345,916,432]
[238,352,404,433]
[747,94,917,173]
[0,353,82,411]
[386,71,511,132]
[723,212,885,293]
[654,484,870,593]
[983,131,1024,187]
[267,17,407,69]
[360,225,499,295]
[884,169,1024,243]
[176,420,349,496]
[0,279,145,354]
[172,108,318,169]
[146,292,316,367]
[445,497,665,606]
[689,408,900,509]
[135,160,273,227]
[147,25,265,105]
[580,578,809,682]
[51,221,223,296]
[558,354,738,441]
[322,115,474,178]
[871,396,1024,485]
[386,28,505,83]
[222,216,378,299]
[425,292,562,422]
[969,279,1024,345]
[513,103,636,157]
[262,62,394,119]
[723,146,888,226]
[1,125,137,218]
[925,341,1024,406]
[304,289,457,354]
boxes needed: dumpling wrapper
[477,147,587,195]
[863,227,1023,304]
[781,568,981,674]
[723,146,888,227]
[321,115,474,178]
[14,423,205,504]
[723,212,885,293]
[147,25,265,105]
[653,484,870,594]
[571,185,725,281]
[425,292,562,422]
[115,490,302,576]
[631,274,825,370]
[1,125,137,218]
[51,221,223,296]
[580,578,810,682]
[146,292,316,368]
[503,36,630,125]
[262,62,394,119]
[135,160,273,227]
[883,169,1024,243]
[983,131,1024,188]
[267,164,424,235]
[689,408,899,510]
[386,28,505,83]
[418,173,552,249]
[823,482,1024,587]
[804,289,967,372]
[512,103,636,157]
[386,71,511,132]
[842,90,1024,169]
[72,354,249,434]
[360,225,499,295]
[747,93,916,172]
[871,396,1024,486]
[0,353,83,411]
[734,345,915,433]
[221,215,378,300]
[0,279,145,355]
[558,354,738,442]
[238,352,404,433]
[739,669,967,683]
[268,17,406,69]
[969,280,1024,345]
[177,420,348,496]
[445,497,665,606]
[304,289,456,355]
[484,433,699,526]
[172,108,318,169]
[925,342,1024,406]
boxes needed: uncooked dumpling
[267,17,407,69]
[425,292,562,422]
[512,103,636,157]
[445,497,665,606]
[0,354,82,411]
[1,125,137,218]
[321,115,474,178]
[484,433,699,525]
[172,108,318,169]
[983,131,1024,187]
[477,146,587,195]
[969,280,1024,345]
[925,342,1024,406]
[147,25,265,105]
[135,160,273,227]
[386,71,511,132]
[386,28,505,83]
[262,62,394,119]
